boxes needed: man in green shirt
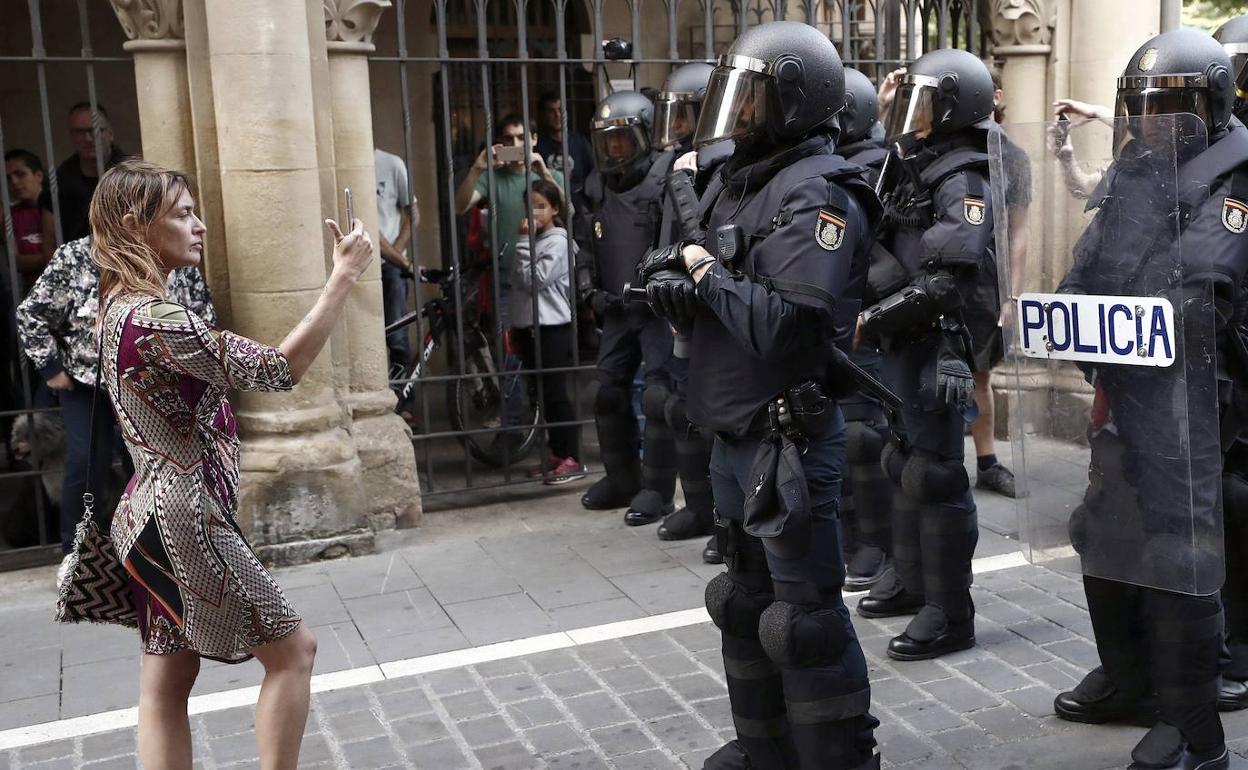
[454,114,566,287]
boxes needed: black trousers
[706,413,878,769]
[514,323,580,461]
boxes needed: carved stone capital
[325,0,392,52]
[988,0,1055,52]
[110,0,185,50]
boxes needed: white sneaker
[56,554,73,585]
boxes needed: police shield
[988,113,1221,595]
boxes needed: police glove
[586,289,618,319]
[935,343,975,409]
[637,243,686,281]
[646,271,698,331]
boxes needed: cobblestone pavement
[4,442,1248,769]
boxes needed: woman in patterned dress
[88,160,374,769]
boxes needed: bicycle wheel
[446,327,541,468]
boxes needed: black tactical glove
[647,272,698,332]
[637,243,685,281]
[935,336,975,409]
[587,289,618,319]
[637,244,698,329]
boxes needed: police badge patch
[1224,198,1248,234]
[814,209,845,250]
[594,220,604,238]
[964,198,986,225]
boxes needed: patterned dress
[101,293,300,663]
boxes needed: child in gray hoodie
[513,179,584,483]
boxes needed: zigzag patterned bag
[55,333,137,627]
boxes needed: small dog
[10,411,66,506]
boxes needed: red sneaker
[527,452,561,479]
[544,457,587,485]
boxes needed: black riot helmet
[1214,15,1248,118]
[840,68,880,144]
[653,62,715,150]
[591,90,654,174]
[693,21,845,148]
[1119,28,1234,137]
[884,48,994,144]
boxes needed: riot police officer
[640,21,881,769]
[1213,13,1248,714]
[854,49,996,661]
[629,63,730,549]
[835,67,895,592]
[837,68,890,186]
[1049,29,1248,770]
[1215,15,1248,123]
[577,91,678,519]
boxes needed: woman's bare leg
[137,649,201,770]
[249,625,318,770]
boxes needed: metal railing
[372,0,983,502]
[0,0,131,567]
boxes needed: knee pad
[664,394,692,434]
[758,601,850,668]
[880,440,907,485]
[705,572,773,640]
[640,382,671,422]
[846,422,884,465]
[900,452,969,502]
[595,384,632,415]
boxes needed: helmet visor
[653,96,700,149]
[591,123,650,173]
[884,78,937,143]
[693,65,771,147]
[1114,83,1210,157]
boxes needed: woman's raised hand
[325,218,374,281]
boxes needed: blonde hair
[90,159,190,299]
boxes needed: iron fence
[0,0,131,568]
[372,0,983,502]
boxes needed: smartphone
[494,144,527,164]
[1054,112,1072,147]
[343,187,354,226]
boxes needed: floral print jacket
[16,237,216,387]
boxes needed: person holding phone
[453,114,566,285]
[78,158,373,770]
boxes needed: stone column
[110,1,196,175]
[199,0,373,562]
[324,0,422,529]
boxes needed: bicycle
[385,261,541,468]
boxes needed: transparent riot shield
[988,113,1222,595]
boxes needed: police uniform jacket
[687,135,880,436]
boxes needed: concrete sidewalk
[2,439,1247,768]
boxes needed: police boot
[860,458,924,618]
[703,535,724,564]
[1145,590,1226,770]
[628,382,678,525]
[587,384,640,510]
[1130,723,1186,769]
[886,604,975,661]
[624,489,675,526]
[658,506,715,540]
[1129,741,1230,770]
[1218,677,1248,711]
[581,477,637,510]
[702,740,751,769]
[844,420,893,592]
[1054,667,1159,726]
[704,532,799,769]
[857,569,924,618]
[661,426,715,539]
[844,545,893,593]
